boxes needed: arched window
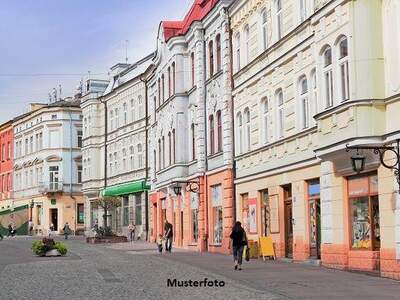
[299,76,309,129]
[172,129,176,164]
[216,110,222,152]
[244,108,251,151]
[311,69,317,118]
[162,136,165,169]
[261,97,269,144]
[161,74,165,102]
[261,9,268,51]
[191,52,195,87]
[157,139,161,171]
[236,112,243,154]
[191,123,196,160]
[138,96,143,118]
[244,25,250,64]
[209,40,214,77]
[276,0,283,40]
[300,0,307,22]
[338,37,349,101]
[172,62,176,94]
[130,99,135,122]
[137,144,143,168]
[216,34,221,71]
[234,33,241,71]
[123,102,127,125]
[209,114,215,155]
[168,67,171,98]
[276,89,284,137]
[168,131,172,166]
[323,46,333,108]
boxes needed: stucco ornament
[207,79,221,114]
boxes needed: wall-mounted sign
[51,199,56,205]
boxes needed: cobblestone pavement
[1,238,400,300]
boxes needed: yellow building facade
[230,0,400,279]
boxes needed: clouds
[0,0,193,122]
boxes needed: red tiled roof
[162,0,219,42]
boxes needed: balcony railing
[38,181,63,193]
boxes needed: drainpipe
[226,8,237,225]
[68,110,77,233]
[140,75,149,242]
[202,28,209,250]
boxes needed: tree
[92,196,121,229]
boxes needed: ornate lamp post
[346,139,400,193]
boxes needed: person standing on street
[229,221,248,271]
[28,220,34,236]
[63,222,70,240]
[49,223,54,237]
[7,224,15,237]
[164,220,173,253]
[128,223,136,242]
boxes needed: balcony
[38,181,63,194]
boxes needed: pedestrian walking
[28,220,34,236]
[63,222,71,240]
[128,223,136,242]
[7,224,15,237]
[49,223,55,237]
[229,221,248,271]
[156,234,164,253]
[164,220,173,253]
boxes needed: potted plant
[32,238,68,257]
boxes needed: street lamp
[171,181,200,196]
[346,139,400,193]
[173,183,182,196]
[29,199,34,222]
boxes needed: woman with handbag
[229,221,248,271]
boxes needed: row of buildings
[2,0,400,280]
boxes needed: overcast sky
[0,0,193,123]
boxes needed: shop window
[191,193,199,243]
[211,184,223,245]
[135,194,142,226]
[77,203,84,224]
[348,174,380,250]
[241,193,249,231]
[260,190,270,236]
[123,196,129,226]
[308,179,321,258]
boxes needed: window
[244,25,250,64]
[172,129,176,164]
[77,204,84,224]
[122,148,127,171]
[162,136,165,169]
[51,114,57,120]
[191,193,199,243]
[49,130,60,148]
[135,195,142,225]
[348,174,380,250]
[158,78,161,106]
[137,144,143,168]
[115,108,119,128]
[110,110,114,130]
[300,0,307,22]
[216,34,221,71]
[172,62,176,94]
[30,136,33,153]
[49,166,59,191]
[1,144,5,160]
[168,132,172,166]
[153,96,157,119]
[138,96,143,118]
[323,46,334,108]
[261,190,270,236]
[130,146,134,170]
[299,76,309,129]
[153,150,157,177]
[77,165,82,183]
[216,110,222,152]
[234,33,241,71]
[244,108,251,151]
[191,123,196,160]
[211,184,223,245]
[158,139,161,171]
[7,142,10,160]
[339,37,349,101]
[25,138,28,154]
[261,9,268,50]
[277,89,284,138]
[130,99,135,122]
[209,115,215,155]
[168,67,171,98]
[311,69,317,120]
[123,102,128,124]
[276,0,283,40]
[161,74,165,102]
[191,52,195,87]
[261,97,269,144]
[236,112,243,154]
[77,130,83,148]
[123,197,129,226]
[208,40,214,77]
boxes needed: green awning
[101,181,150,197]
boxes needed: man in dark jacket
[164,220,173,253]
[229,221,248,270]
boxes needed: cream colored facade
[230,0,400,279]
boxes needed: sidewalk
[111,241,400,299]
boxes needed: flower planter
[86,236,128,244]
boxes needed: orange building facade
[0,120,13,203]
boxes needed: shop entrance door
[283,185,293,258]
[50,208,58,231]
[180,211,184,246]
[309,199,321,258]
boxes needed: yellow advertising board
[259,236,275,260]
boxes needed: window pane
[351,197,371,249]
[214,206,223,244]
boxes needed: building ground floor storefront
[150,168,234,254]
[234,155,400,280]
[1,193,85,236]
[86,180,150,240]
